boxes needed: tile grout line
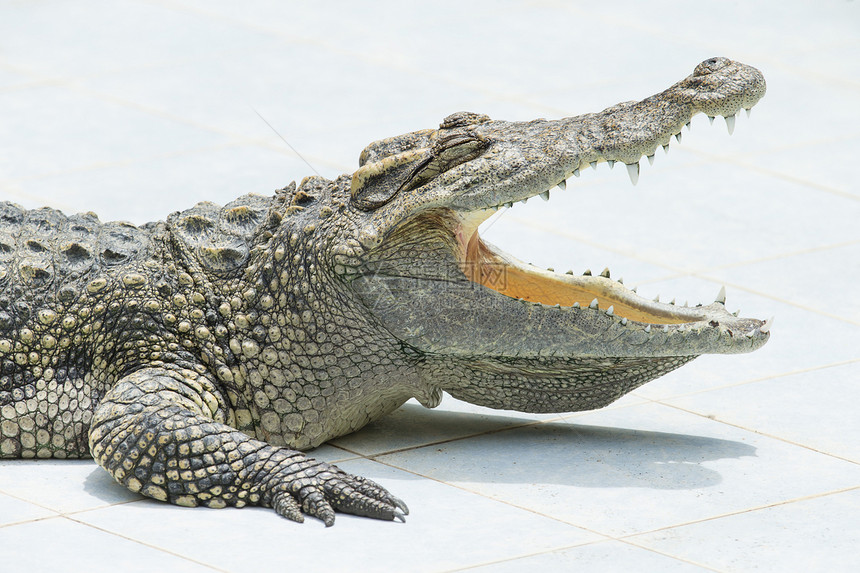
[4,141,248,184]
[364,455,619,539]
[62,514,229,572]
[612,538,725,573]
[692,274,860,327]
[620,485,860,542]
[656,398,860,466]
[142,0,535,103]
[333,415,567,460]
[0,513,63,530]
[684,147,860,203]
[438,537,722,573]
[702,238,860,270]
[639,357,860,401]
[60,81,353,172]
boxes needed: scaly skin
[0,57,768,525]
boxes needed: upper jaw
[433,58,767,212]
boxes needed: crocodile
[0,57,768,526]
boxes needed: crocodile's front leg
[88,366,407,526]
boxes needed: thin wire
[252,107,321,177]
[478,206,510,235]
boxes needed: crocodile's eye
[351,149,430,211]
[351,129,490,211]
[401,130,488,192]
[694,57,730,76]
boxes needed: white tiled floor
[1,1,858,571]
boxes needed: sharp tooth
[600,267,610,278]
[725,114,736,135]
[644,325,652,333]
[631,286,638,293]
[626,162,640,185]
[708,116,715,125]
[573,168,580,177]
[590,161,597,170]
[573,302,581,308]
[621,317,628,325]
[675,132,682,143]
[583,269,592,276]
[653,294,660,302]
[565,270,574,275]
[715,285,726,304]
[540,190,550,201]
[589,298,599,309]
[607,160,615,169]
[520,198,528,205]
[617,277,624,284]
[663,325,669,333]
[685,121,691,131]
[760,316,774,334]
[662,143,669,154]
[605,305,614,316]
[546,267,554,272]
[647,154,655,166]
[557,179,566,190]
[733,309,740,317]
[669,298,675,305]
[745,108,751,118]
[505,202,513,208]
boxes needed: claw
[391,495,410,516]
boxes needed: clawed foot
[268,459,408,526]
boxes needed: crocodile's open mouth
[357,167,770,360]
[454,207,700,326]
[449,171,771,335]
